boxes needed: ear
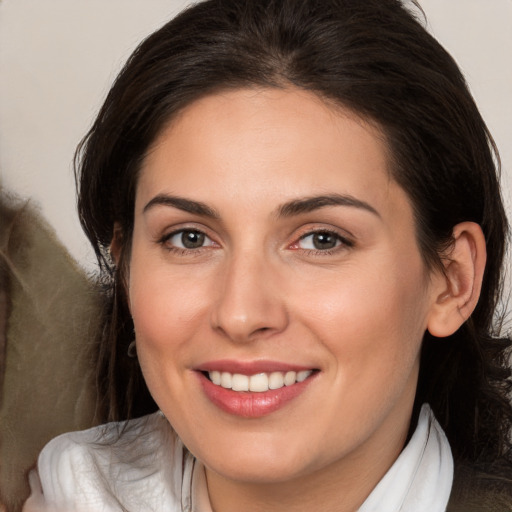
[427,222,486,338]
[109,222,123,266]
[110,222,132,311]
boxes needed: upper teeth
[208,370,312,392]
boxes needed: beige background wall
[1,0,511,270]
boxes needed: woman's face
[128,87,443,485]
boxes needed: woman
[24,0,512,510]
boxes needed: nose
[210,251,289,343]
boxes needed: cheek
[127,259,216,423]
[127,253,213,372]
[292,253,430,377]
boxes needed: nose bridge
[211,246,288,342]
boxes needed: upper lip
[194,359,317,375]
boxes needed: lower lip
[197,372,316,418]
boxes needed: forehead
[137,87,409,221]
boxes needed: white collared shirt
[23,404,453,512]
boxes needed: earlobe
[426,222,486,338]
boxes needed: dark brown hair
[75,0,512,464]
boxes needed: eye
[297,231,347,251]
[165,229,215,250]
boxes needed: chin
[187,427,330,485]
[206,456,314,485]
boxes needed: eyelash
[292,229,354,256]
[158,228,217,255]
[158,228,353,256]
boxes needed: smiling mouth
[204,370,316,392]
[198,366,319,417]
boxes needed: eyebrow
[143,192,380,219]
[277,194,380,218]
[143,194,220,218]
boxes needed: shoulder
[24,412,186,512]
[447,459,512,512]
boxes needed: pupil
[182,231,205,249]
[313,232,337,250]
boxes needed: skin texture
[125,87,482,512]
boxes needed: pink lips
[195,360,317,418]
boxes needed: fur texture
[0,193,99,511]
